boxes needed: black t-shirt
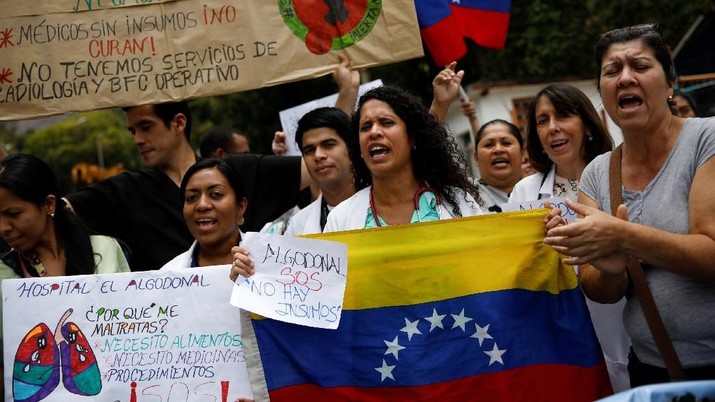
[67,154,302,271]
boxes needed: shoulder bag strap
[609,144,686,380]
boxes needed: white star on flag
[452,0,461,4]
[425,308,446,331]
[484,343,507,366]
[470,323,493,346]
[450,308,473,331]
[383,336,406,360]
[375,359,396,382]
[400,317,422,341]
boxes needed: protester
[230,85,483,279]
[199,126,251,157]
[324,85,482,231]
[284,107,355,236]
[507,83,629,391]
[429,61,465,122]
[671,90,697,118]
[0,154,130,278]
[0,154,130,388]
[472,119,524,212]
[66,101,310,271]
[263,54,360,233]
[510,84,613,202]
[545,23,715,385]
[161,158,246,269]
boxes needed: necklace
[30,254,48,277]
[19,252,48,277]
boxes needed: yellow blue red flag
[242,210,612,401]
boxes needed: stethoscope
[369,185,444,227]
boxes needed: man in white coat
[284,107,355,236]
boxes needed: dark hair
[475,119,524,149]
[351,85,481,211]
[672,90,698,116]
[0,154,95,275]
[199,126,248,157]
[594,23,675,92]
[526,84,613,174]
[295,107,350,151]
[123,101,192,141]
[180,158,247,203]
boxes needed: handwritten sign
[500,197,578,224]
[2,266,253,401]
[231,232,348,330]
[278,79,383,156]
[0,1,423,121]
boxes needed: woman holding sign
[0,154,130,393]
[162,158,248,269]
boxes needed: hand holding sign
[230,233,348,330]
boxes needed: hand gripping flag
[242,210,613,401]
[416,0,511,66]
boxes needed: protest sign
[231,232,348,330]
[278,79,383,156]
[0,1,423,121]
[500,197,578,224]
[2,266,252,401]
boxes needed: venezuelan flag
[416,0,511,66]
[242,210,612,401]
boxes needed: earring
[237,216,245,226]
[667,95,676,106]
[50,212,55,218]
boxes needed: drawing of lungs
[12,308,102,402]
[12,323,60,402]
[57,320,102,396]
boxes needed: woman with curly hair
[323,85,483,231]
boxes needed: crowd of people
[1,23,713,398]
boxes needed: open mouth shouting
[618,94,644,110]
[368,144,390,160]
[491,157,511,168]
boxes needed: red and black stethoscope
[369,185,443,227]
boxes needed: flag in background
[416,0,511,66]
[242,210,612,402]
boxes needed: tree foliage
[460,0,712,83]
[11,0,711,182]
[23,110,141,193]
[190,0,712,147]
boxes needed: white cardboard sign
[230,233,347,330]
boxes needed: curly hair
[349,85,481,213]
